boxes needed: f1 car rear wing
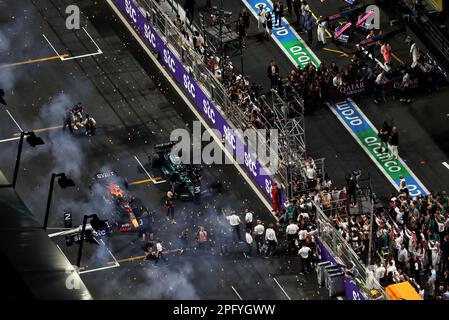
[154,142,176,153]
[95,171,117,180]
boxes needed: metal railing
[314,200,387,300]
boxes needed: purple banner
[316,238,365,300]
[113,0,278,202]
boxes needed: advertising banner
[328,98,429,196]
[329,75,419,101]
[242,0,321,69]
[113,0,278,202]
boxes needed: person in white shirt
[265,224,278,256]
[305,165,316,189]
[244,208,254,230]
[244,229,253,258]
[156,239,167,263]
[301,0,310,15]
[399,72,413,103]
[410,41,419,68]
[298,243,312,274]
[386,260,397,275]
[397,243,408,268]
[298,228,308,242]
[395,206,404,226]
[257,4,267,37]
[316,16,327,45]
[226,212,243,243]
[332,73,343,87]
[374,261,386,284]
[254,220,265,255]
[286,220,299,252]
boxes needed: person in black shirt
[236,17,247,48]
[63,109,74,134]
[239,7,250,30]
[378,121,391,154]
[441,234,449,270]
[143,240,157,262]
[347,174,358,207]
[389,127,399,160]
[273,0,284,27]
[138,209,154,242]
[292,0,301,28]
[265,12,273,38]
[184,0,195,24]
[267,60,280,88]
[286,0,292,15]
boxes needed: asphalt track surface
[0,0,331,300]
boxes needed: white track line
[443,162,449,170]
[61,27,103,61]
[231,286,243,300]
[61,51,103,61]
[107,0,274,215]
[273,277,292,300]
[42,34,63,58]
[6,109,24,132]
[44,27,103,62]
[0,136,21,143]
[79,264,120,274]
[133,155,166,184]
[82,27,103,53]
[79,238,120,274]
[101,238,120,267]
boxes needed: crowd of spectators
[369,189,449,299]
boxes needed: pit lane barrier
[314,201,387,300]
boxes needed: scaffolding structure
[260,90,306,199]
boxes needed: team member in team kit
[286,220,300,253]
[244,208,254,231]
[165,191,176,224]
[254,220,265,255]
[226,211,243,243]
[244,229,254,258]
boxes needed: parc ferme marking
[113,0,277,202]
[328,98,429,197]
[242,0,321,68]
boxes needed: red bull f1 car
[91,171,148,232]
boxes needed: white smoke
[38,93,86,180]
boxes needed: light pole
[11,131,45,188]
[77,214,108,268]
[1,89,44,188]
[43,173,75,231]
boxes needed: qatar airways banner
[329,74,419,101]
[113,0,278,201]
